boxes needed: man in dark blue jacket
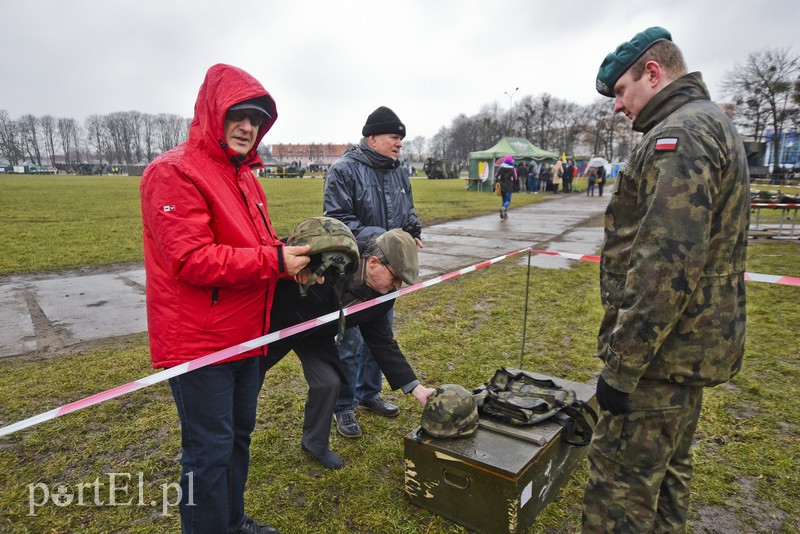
[323,106,423,439]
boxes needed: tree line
[415,47,799,171]
[1,47,796,171]
[0,110,191,169]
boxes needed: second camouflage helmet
[420,384,479,438]
[285,217,360,293]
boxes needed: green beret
[595,26,672,97]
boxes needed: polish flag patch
[654,137,679,151]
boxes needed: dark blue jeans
[334,308,394,412]
[169,356,260,534]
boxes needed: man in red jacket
[141,64,311,534]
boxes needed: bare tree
[534,94,553,150]
[0,110,24,165]
[57,117,77,164]
[129,111,144,163]
[448,114,483,163]
[141,113,157,162]
[429,127,449,159]
[721,47,800,172]
[155,113,189,156]
[548,99,587,156]
[85,115,105,163]
[515,95,539,141]
[19,114,43,165]
[40,115,58,165]
[403,136,427,161]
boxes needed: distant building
[267,143,354,166]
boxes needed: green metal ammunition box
[403,374,595,534]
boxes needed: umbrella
[588,157,609,167]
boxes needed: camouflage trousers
[582,382,704,533]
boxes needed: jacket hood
[351,140,401,170]
[188,63,278,164]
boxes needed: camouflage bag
[474,368,597,446]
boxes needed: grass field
[0,175,540,276]
[0,174,798,533]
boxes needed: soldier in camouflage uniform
[582,27,750,533]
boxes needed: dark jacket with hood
[323,142,419,246]
[261,268,419,392]
[140,64,289,368]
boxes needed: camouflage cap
[376,229,419,285]
[596,26,672,97]
[421,384,479,439]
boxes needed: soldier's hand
[283,245,311,276]
[596,375,631,416]
[412,384,436,407]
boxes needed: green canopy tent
[467,137,559,191]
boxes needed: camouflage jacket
[598,72,750,393]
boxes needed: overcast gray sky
[2,0,796,145]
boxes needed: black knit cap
[362,106,406,139]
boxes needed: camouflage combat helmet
[286,217,360,295]
[421,384,479,439]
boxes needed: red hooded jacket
[140,64,287,368]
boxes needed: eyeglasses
[226,109,268,127]
[382,262,403,284]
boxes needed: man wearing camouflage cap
[583,27,750,532]
[260,229,434,470]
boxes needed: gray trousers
[296,352,343,455]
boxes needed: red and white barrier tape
[1,246,797,437]
[751,203,800,208]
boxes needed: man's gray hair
[361,237,387,262]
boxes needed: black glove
[596,375,631,416]
[402,218,422,240]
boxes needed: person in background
[538,162,552,192]
[516,160,528,192]
[323,106,423,439]
[551,159,563,193]
[586,165,597,196]
[582,27,750,533]
[596,165,607,196]
[527,159,540,194]
[495,155,518,219]
[563,159,576,192]
[141,64,315,534]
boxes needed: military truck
[423,158,460,179]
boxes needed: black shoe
[301,444,343,470]
[237,515,279,534]
[334,409,362,437]
[359,395,400,417]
